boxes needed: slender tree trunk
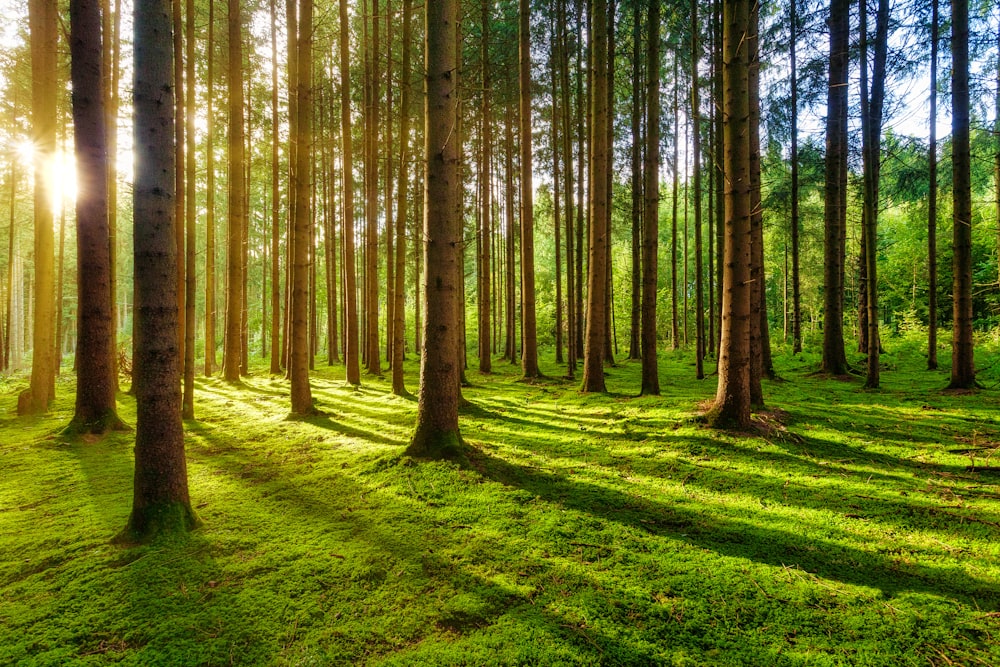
[629,4,642,361]
[407,0,464,459]
[223,0,245,383]
[603,1,616,365]
[558,0,576,377]
[581,0,609,393]
[172,0,186,381]
[927,0,938,370]
[19,0,57,415]
[550,10,564,367]
[949,0,975,389]
[789,0,801,354]
[181,0,196,418]
[692,0,705,379]
[504,104,517,363]
[124,0,197,541]
[269,0,282,374]
[364,0,381,376]
[392,0,413,395]
[574,0,585,360]
[68,0,124,432]
[519,0,540,378]
[821,0,849,375]
[640,0,661,395]
[670,54,680,350]
[339,0,360,385]
[708,0,752,429]
[204,0,217,376]
[104,0,122,387]
[55,185,65,372]
[479,2,493,374]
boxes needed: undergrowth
[2,345,999,665]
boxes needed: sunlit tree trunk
[67,0,124,432]
[123,0,197,541]
[406,0,464,459]
[391,0,413,395]
[204,0,217,376]
[181,0,196,418]
[949,0,975,389]
[789,0,802,355]
[558,0,576,377]
[223,0,245,383]
[628,4,642,362]
[670,53,680,350]
[339,0,361,386]
[19,0,57,415]
[363,0,381,376]
[692,0,705,380]
[927,0,938,371]
[640,0,660,395]
[268,0,282,374]
[479,0,493,374]
[581,0,609,393]
[708,0,752,429]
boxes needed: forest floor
[2,341,1000,666]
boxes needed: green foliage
[3,348,1000,665]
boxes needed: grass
[2,344,1000,666]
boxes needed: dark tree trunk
[204,0,217,376]
[692,0,705,380]
[949,0,975,389]
[181,0,196,419]
[223,0,245,383]
[789,0,801,354]
[391,0,412,395]
[708,0,752,430]
[339,0,361,385]
[123,0,197,541]
[640,0,660,395]
[927,0,938,370]
[406,0,464,459]
[519,0,540,378]
[68,0,124,433]
[821,0,849,375]
[670,53,680,350]
[629,4,642,362]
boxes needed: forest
[2,0,1000,663]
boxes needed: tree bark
[707,0,752,430]
[181,0,196,418]
[204,0,217,376]
[629,4,642,362]
[789,0,801,355]
[68,0,124,433]
[123,0,197,541]
[223,0,245,383]
[519,0,540,379]
[927,0,938,370]
[339,0,361,386]
[406,0,464,459]
[949,0,975,389]
[692,0,705,380]
[391,0,413,395]
[19,0,57,415]
[640,0,660,395]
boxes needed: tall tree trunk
[519,0,540,378]
[204,0,217,376]
[949,0,975,389]
[558,0,576,377]
[364,0,381,376]
[821,0,849,376]
[550,10,564,367]
[172,0,186,382]
[859,0,889,389]
[339,0,361,385]
[670,53,680,350]
[19,0,57,415]
[581,0,609,393]
[103,0,122,387]
[692,0,705,380]
[392,0,413,395]
[628,4,642,361]
[68,0,124,432]
[640,0,660,395]
[927,0,938,370]
[223,0,245,383]
[124,0,197,541]
[269,0,282,374]
[708,0,752,429]
[181,0,196,418]
[479,1,493,374]
[406,0,464,459]
[289,0,314,414]
[574,0,585,361]
[748,1,769,406]
[603,1,616,365]
[504,102,517,363]
[789,0,801,355]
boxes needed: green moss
[2,349,1000,664]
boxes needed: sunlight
[49,149,78,212]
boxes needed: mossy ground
[2,344,1000,665]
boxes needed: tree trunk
[550,9,564,367]
[68,0,124,432]
[181,0,196,419]
[558,0,576,377]
[519,0,540,379]
[364,0,381,377]
[949,0,975,389]
[821,0,849,376]
[204,0,217,376]
[19,0,57,415]
[269,0,282,374]
[391,0,412,395]
[707,0,752,430]
[406,0,464,459]
[640,0,660,395]
[927,0,938,371]
[339,0,361,385]
[223,0,245,383]
[670,53,680,350]
[692,0,705,380]
[581,0,609,393]
[628,4,642,362]
[123,0,197,541]
[172,0,186,384]
[789,0,801,355]
[479,1,493,374]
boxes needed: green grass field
[2,345,999,665]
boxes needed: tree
[628,4,641,362]
[204,0,217,376]
[789,0,802,355]
[926,0,938,371]
[289,0,314,414]
[821,0,850,376]
[18,0,57,415]
[391,0,413,396]
[859,0,889,389]
[122,0,197,541]
[640,0,660,396]
[66,0,125,433]
[707,0,753,429]
[339,0,361,386]
[692,0,705,380]
[223,0,246,383]
[478,0,493,375]
[949,0,975,389]
[519,0,540,379]
[406,0,464,459]
[581,0,610,393]
[181,0,196,418]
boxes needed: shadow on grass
[469,449,1000,608]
